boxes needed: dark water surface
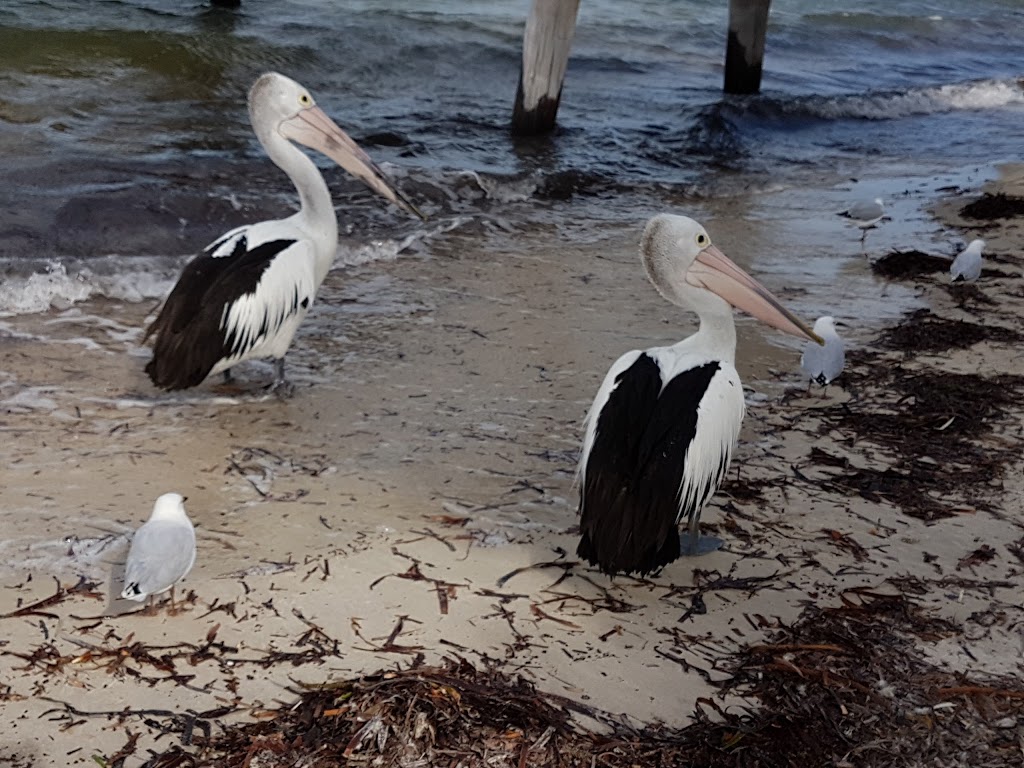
[0,0,1021,308]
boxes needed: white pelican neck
[645,257,738,364]
[253,120,338,257]
[679,287,738,364]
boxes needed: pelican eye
[695,233,709,247]
[299,93,312,107]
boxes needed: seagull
[144,72,422,395]
[838,197,888,244]
[800,316,845,388]
[576,214,823,576]
[950,239,985,282]
[121,493,196,612]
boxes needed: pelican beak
[280,106,425,220]
[686,244,824,345]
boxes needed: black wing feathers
[145,236,295,390]
[578,356,720,576]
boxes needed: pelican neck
[261,128,339,254]
[679,304,738,365]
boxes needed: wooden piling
[511,0,581,136]
[724,0,772,94]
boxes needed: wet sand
[2,168,1023,766]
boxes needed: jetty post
[511,0,581,136]
[723,0,772,94]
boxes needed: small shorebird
[800,316,846,389]
[838,197,888,245]
[576,214,822,576]
[121,493,196,612]
[950,239,985,282]
[144,72,422,395]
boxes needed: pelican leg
[222,368,234,384]
[681,515,724,557]
[269,357,295,399]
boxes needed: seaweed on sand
[871,249,951,279]
[814,347,1024,520]
[959,192,1024,221]
[135,592,1024,768]
[876,309,1022,352]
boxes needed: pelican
[576,214,822,576]
[838,197,888,244]
[800,316,845,388]
[144,72,422,394]
[950,239,985,282]
[121,493,196,612]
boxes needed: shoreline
[2,166,1023,766]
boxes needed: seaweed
[132,592,1024,768]
[871,249,951,279]
[959,192,1024,221]
[876,309,1022,352]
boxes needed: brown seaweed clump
[876,308,1022,352]
[813,342,1024,520]
[959,192,1024,220]
[134,592,1024,768]
[871,249,952,279]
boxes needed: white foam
[1,386,60,412]
[0,260,174,318]
[814,79,1024,121]
[0,529,129,580]
[460,170,538,203]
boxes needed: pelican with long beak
[577,214,823,576]
[144,72,422,394]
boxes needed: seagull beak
[281,106,425,220]
[685,244,824,345]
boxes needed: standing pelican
[144,72,422,394]
[800,316,845,388]
[950,239,985,282]
[577,215,822,576]
[838,197,888,244]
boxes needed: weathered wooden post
[723,0,772,94]
[511,0,581,136]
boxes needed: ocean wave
[734,78,1024,122]
[0,214,467,317]
[0,261,171,318]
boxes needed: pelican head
[149,492,189,522]
[641,214,823,344]
[248,72,423,219]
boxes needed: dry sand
[1,168,1023,766]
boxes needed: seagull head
[150,492,189,523]
[248,72,423,219]
[640,214,823,345]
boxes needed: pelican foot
[679,533,724,557]
[268,379,295,400]
[268,358,294,399]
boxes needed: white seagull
[838,197,888,244]
[576,215,823,576]
[950,239,985,282]
[800,316,845,388]
[121,493,196,611]
[144,72,422,394]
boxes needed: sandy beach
[2,166,1023,767]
